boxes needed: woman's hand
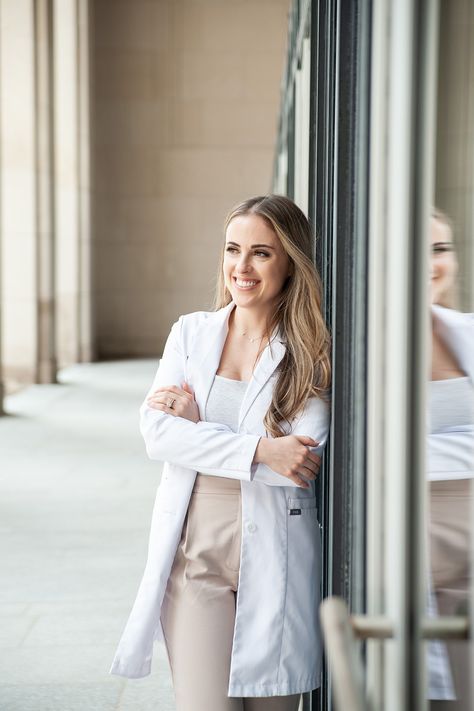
[146,382,201,423]
[254,435,321,488]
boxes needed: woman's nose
[236,254,252,272]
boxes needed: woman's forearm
[254,436,271,465]
[140,404,260,480]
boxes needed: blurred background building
[1,1,473,711]
[0,0,290,396]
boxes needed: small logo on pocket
[289,508,301,516]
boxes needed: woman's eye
[224,247,269,257]
[432,245,454,254]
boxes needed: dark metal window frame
[272,1,371,707]
[308,0,371,708]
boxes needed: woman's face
[223,214,291,312]
[430,217,458,306]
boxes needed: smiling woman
[215,195,331,438]
[110,194,332,711]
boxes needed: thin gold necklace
[240,331,265,343]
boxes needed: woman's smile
[232,277,261,290]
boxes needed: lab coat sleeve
[250,392,331,487]
[140,317,261,481]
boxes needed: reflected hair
[214,194,331,438]
[431,207,453,233]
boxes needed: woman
[428,209,474,708]
[110,195,331,711]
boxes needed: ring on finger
[167,397,176,409]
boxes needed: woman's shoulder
[432,304,474,330]
[169,303,233,344]
[178,305,229,330]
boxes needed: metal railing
[320,597,470,711]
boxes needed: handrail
[320,597,470,711]
[351,614,469,640]
[319,598,368,711]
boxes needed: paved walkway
[0,360,175,711]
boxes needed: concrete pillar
[52,0,93,367]
[0,152,3,414]
[0,16,3,413]
[77,0,94,362]
[1,0,92,399]
[54,0,85,367]
[34,0,57,383]
[0,0,37,393]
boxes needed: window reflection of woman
[428,210,474,710]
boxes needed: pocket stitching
[287,496,317,509]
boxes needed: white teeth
[235,279,258,287]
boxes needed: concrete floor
[0,360,175,711]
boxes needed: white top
[204,374,249,432]
[196,375,249,481]
[427,376,474,481]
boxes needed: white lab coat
[110,300,330,697]
[427,305,474,699]
[428,304,474,481]
[431,304,474,384]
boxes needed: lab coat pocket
[286,496,320,557]
[280,494,322,676]
[287,495,318,516]
[285,495,321,631]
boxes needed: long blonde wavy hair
[214,194,331,438]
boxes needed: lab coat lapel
[191,301,235,419]
[432,304,474,381]
[191,301,287,429]
[238,331,286,429]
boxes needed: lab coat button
[246,521,257,533]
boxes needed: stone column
[0,0,37,393]
[0,154,4,414]
[54,0,79,368]
[0,24,3,413]
[34,0,57,383]
[77,0,94,362]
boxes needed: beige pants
[160,473,301,711]
[430,479,472,711]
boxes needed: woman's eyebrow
[226,241,275,249]
[432,241,453,247]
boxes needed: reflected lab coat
[110,301,330,697]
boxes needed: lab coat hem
[109,658,151,679]
[227,678,320,697]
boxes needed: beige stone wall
[92,0,290,357]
